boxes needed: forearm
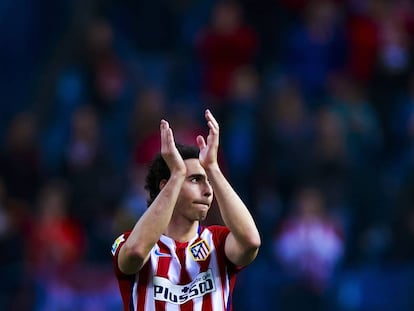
[119,173,185,272]
[206,165,260,248]
[197,108,260,264]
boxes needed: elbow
[122,243,149,262]
[246,231,261,252]
[240,234,261,266]
[255,235,262,249]
[226,231,261,266]
[247,235,261,264]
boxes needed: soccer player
[111,109,261,310]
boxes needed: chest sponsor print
[153,269,216,304]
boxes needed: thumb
[196,135,206,150]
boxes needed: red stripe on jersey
[155,241,171,311]
[111,232,136,311]
[176,241,193,311]
[215,228,233,311]
[137,263,150,311]
[206,225,239,311]
[116,275,135,311]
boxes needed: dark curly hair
[144,144,199,206]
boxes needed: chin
[198,212,208,221]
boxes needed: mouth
[194,201,210,208]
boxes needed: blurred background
[1,0,414,310]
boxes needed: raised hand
[160,119,186,175]
[197,109,219,169]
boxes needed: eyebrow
[187,173,207,180]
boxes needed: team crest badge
[189,239,211,261]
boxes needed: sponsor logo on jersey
[154,247,171,257]
[153,269,216,304]
[111,234,125,256]
[189,239,210,261]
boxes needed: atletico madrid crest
[189,239,211,261]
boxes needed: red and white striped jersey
[111,225,242,311]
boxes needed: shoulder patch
[111,234,125,256]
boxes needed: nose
[203,181,213,197]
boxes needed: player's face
[174,159,213,222]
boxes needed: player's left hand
[197,109,219,169]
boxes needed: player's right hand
[160,119,186,176]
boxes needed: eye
[190,175,206,183]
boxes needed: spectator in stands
[27,179,85,276]
[280,0,346,104]
[196,0,258,114]
[272,185,344,310]
[0,112,42,205]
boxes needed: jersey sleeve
[206,225,244,273]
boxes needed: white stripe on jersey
[145,276,153,311]
[132,279,138,311]
[200,229,227,310]
[163,235,180,311]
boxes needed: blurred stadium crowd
[1,0,414,310]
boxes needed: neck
[164,219,199,243]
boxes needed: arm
[197,110,261,266]
[118,120,186,274]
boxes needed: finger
[160,120,166,141]
[163,121,176,147]
[196,135,206,149]
[160,119,170,132]
[166,127,175,147]
[205,109,219,131]
[160,122,166,154]
[160,119,168,138]
[160,120,173,151]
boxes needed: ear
[159,179,167,191]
